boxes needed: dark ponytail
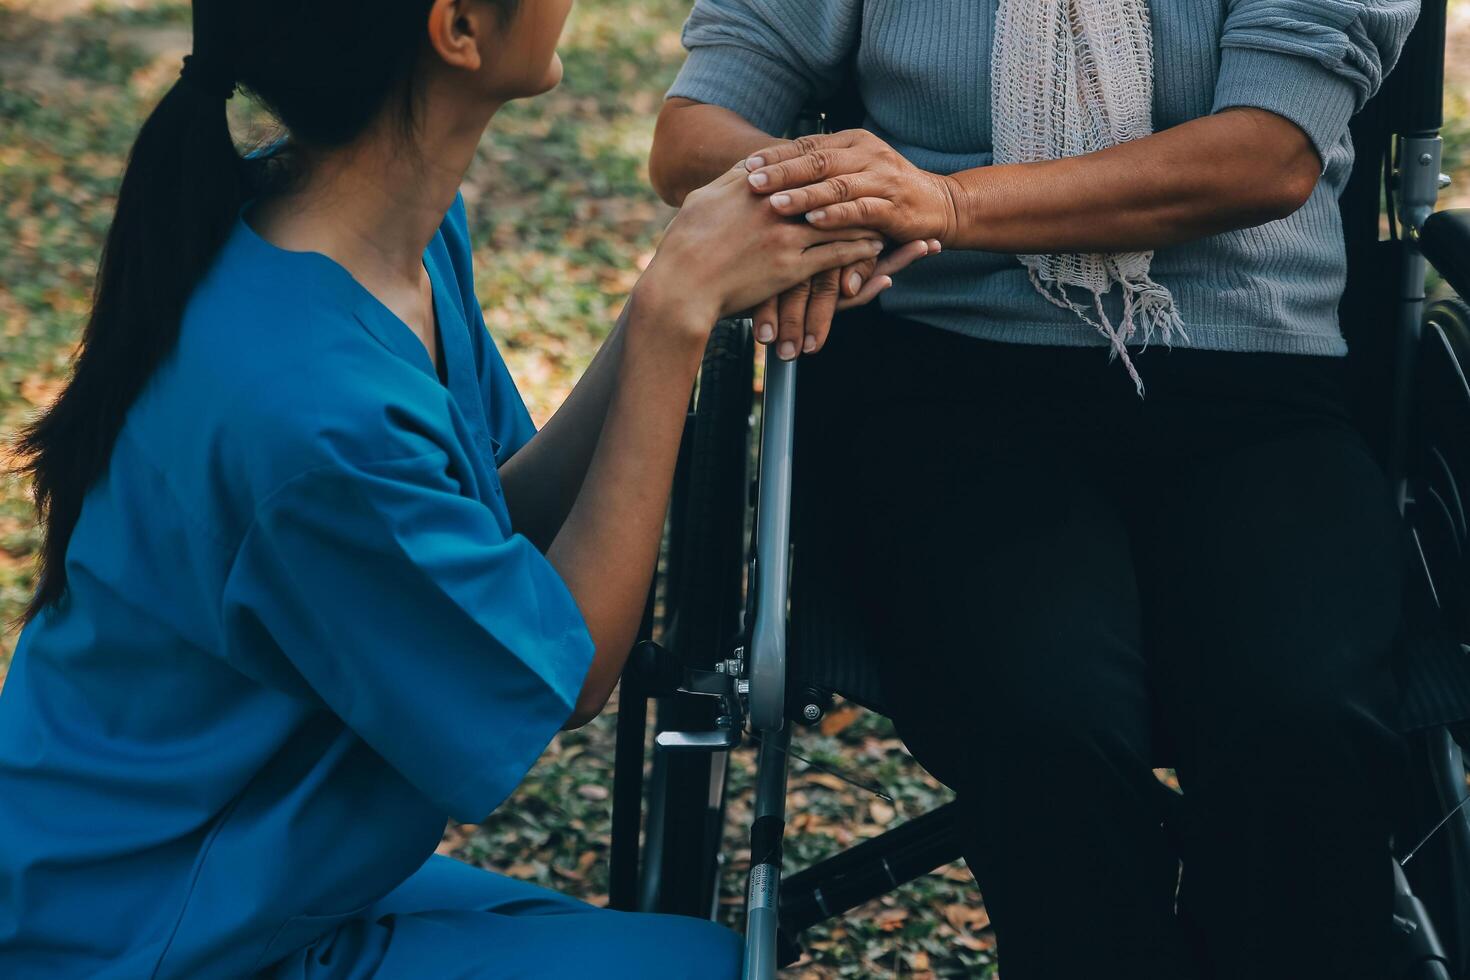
[17,5,245,623]
[16,0,519,623]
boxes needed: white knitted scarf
[991,0,1184,391]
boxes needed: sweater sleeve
[1211,0,1419,167]
[666,0,863,135]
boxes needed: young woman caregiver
[652,1,1418,979]
[0,1,930,977]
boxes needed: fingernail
[881,276,894,289]
[931,240,943,253]
[756,322,775,343]
[747,172,768,188]
[802,335,817,353]
[771,193,791,208]
[778,340,797,360]
[870,240,883,252]
[746,156,765,170]
[806,210,825,223]
[847,273,862,294]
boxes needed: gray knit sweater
[668,0,1420,356]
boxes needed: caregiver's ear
[425,0,487,72]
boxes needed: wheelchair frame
[610,3,1470,977]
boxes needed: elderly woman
[649,2,1421,979]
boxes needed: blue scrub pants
[261,856,742,979]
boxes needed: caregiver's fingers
[769,172,887,218]
[800,223,883,247]
[753,296,778,345]
[798,237,885,283]
[803,268,842,355]
[774,281,811,361]
[717,159,754,185]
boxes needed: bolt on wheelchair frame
[609,3,1470,977]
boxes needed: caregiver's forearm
[944,108,1320,254]
[503,100,760,541]
[650,98,780,206]
[498,308,631,550]
[547,286,708,728]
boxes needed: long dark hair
[15,0,514,624]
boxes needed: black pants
[796,309,1408,980]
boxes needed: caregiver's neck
[252,93,503,292]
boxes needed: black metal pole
[608,591,657,911]
[1392,0,1447,138]
[1385,0,1450,502]
[778,800,966,938]
[608,689,648,911]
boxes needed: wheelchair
[609,3,1470,976]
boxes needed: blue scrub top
[0,194,595,978]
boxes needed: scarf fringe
[995,0,1184,393]
[1024,262,1188,397]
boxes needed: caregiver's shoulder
[170,246,454,497]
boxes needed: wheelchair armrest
[1421,209,1470,300]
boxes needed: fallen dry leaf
[873,907,909,932]
[954,931,997,952]
[819,703,862,736]
[942,902,991,932]
[802,772,848,793]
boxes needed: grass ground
[2,2,1468,977]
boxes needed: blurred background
[2,1,1467,976]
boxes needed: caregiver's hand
[745,130,963,246]
[641,161,887,333]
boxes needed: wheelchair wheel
[1398,726,1470,979]
[640,319,754,917]
[1398,296,1470,978]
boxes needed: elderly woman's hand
[752,237,938,360]
[744,130,963,245]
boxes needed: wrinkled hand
[745,129,962,245]
[751,239,939,360]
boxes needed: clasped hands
[739,129,963,359]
